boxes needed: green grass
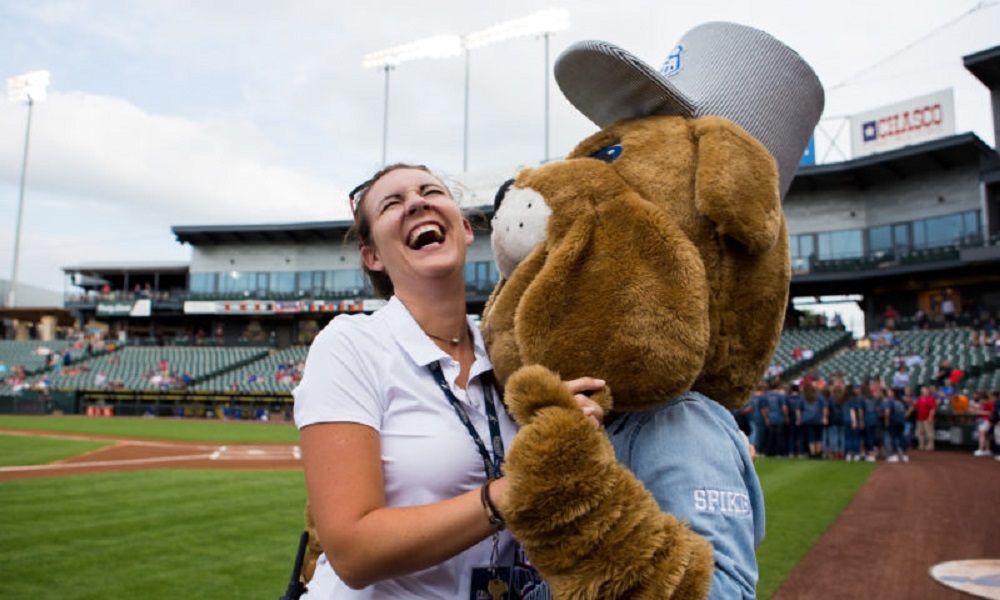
[0,422,874,599]
[755,458,876,599]
[0,415,300,444]
[0,469,307,600]
[0,434,110,467]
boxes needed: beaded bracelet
[480,480,506,531]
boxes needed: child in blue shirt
[883,388,909,462]
[843,386,863,462]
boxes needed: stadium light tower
[6,70,49,309]
[363,36,463,166]
[462,9,569,170]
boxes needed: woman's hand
[564,376,607,429]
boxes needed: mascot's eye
[590,144,623,163]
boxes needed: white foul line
[0,453,214,473]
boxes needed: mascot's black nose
[494,178,515,213]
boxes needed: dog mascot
[482,22,824,599]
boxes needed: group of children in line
[735,373,1000,463]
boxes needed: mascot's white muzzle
[491,182,551,279]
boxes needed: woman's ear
[360,245,384,272]
[463,218,475,247]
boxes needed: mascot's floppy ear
[693,116,781,255]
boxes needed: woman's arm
[300,422,497,590]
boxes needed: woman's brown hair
[803,381,817,403]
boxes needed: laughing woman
[293,163,604,599]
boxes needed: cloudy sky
[1,0,998,295]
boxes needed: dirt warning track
[0,428,301,481]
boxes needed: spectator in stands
[989,393,1000,460]
[983,317,997,336]
[292,163,605,597]
[766,360,784,379]
[913,308,928,330]
[934,359,954,388]
[94,371,107,389]
[883,305,898,330]
[791,346,802,361]
[950,391,970,414]
[801,346,814,366]
[969,330,983,347]
[940,291,957,328]
[891,365,910,399]
[915,386,938,451]
[973,392,995,457]
[883,388,909,463]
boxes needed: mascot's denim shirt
[609,391,765,600]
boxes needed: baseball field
[1,415,996,599]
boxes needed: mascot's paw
[504,364,581,426]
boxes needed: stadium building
[1,44,999,442]
[58,44,1000,344]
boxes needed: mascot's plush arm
[500,365,714,599]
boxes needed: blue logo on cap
[660,45,683,77]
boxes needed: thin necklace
[426,331,464,346]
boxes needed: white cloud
[0,92,349,226]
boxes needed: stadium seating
[43,346,271,391]
[192,346,308,393]
[3,327,998,405]
[770,328,852,379]
[813,328,999,390]
[0,340,90,374]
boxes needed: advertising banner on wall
[850,89,955,158]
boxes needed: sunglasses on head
[348,179,375,220]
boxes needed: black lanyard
[428,363,505,480]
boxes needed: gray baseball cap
[554,21,825,199]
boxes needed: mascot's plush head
[482,22,823,411]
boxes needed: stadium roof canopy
[62,261,190,274]
[964,44,1000,88]
[788,133,995,194]
[171,221,353,246]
